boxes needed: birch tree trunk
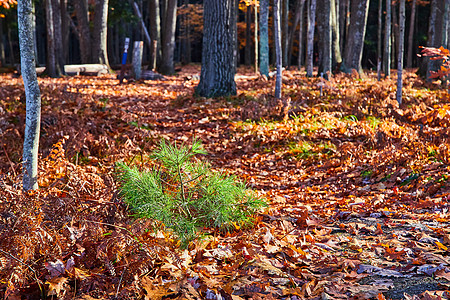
[384,0,391,77]
[159,0,177,74]
[274,0,282,98]
[196,0,237,98]
[306,0,316,77]
[341,0,369,76]
[18,0,42,191]
[259,0,269,77]
[92,0,110,68]
[406,0,416,68]
[396,0,405,105]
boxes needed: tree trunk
[406,0,416,68]
[18,0,42,191]
[317,0,331,78]
[274,0,282,98]
[45,0,59,77]
[60,0,69,62]
[0,18,5,66]
[442,0,450,49]
[287,0,302,67]
[149,0,161,70]
[159,0,177,74]
[331,0,341,69]
[282,0,289,66]
[245,5,252,66]
[384,0,391,76]
[254,0,258,73]
[74,0,92,63]
[377,0,382,80]
[297,0,305,68]
[338,0,347,53]
[306,0,316,77]
[392,2,398,65]
[92,0,110,68]
[195,0,237,98]
[7,15,15,65]
[52,0,65,74]
[259,0,269,77]
[341,0,369,76]
[396,0,405,105]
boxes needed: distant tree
[306,0,316,77]
[282,0,288,66]
[406,0,416,68]
[92,0,110,67]
[317,0,331,79]
[296,0,306,68]
[330,0,341,70]
[384,0,391,77]
[45,0,64,77]
[287,0,303,67]
[274,0,282,98]
[377,0,382,80]
[18,0,42,191]
[195,0,237,98]
[396,0,405,105]
[341,0,369,76]
[259,0,269,77]
[148,0,161,70]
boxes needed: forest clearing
[1,66,450,299]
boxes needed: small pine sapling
[116,139,266,247]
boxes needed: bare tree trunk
[443,0,450,49]
[317,0,331,78]
[282,0,289,66]
[254,0,258,73]
[196,0,236,98]
[149,0,161,70]
[45,0,58,77]
[274,0,282,98]
[92,0,110,68]
[406,0,416,68]
[339,0,347,53]
[396,0,405,105]
[377,0,382,80]
[341,0,369,76]
[331,0,341,69]
[297,0,305,68]
[60,0,69,62]
[384,0,391,77]
[7,16,15,65]
[245,5,252,65]
[392,2,398,66]
[0,19,4,66]
[306,0,316,77]
[287,0,302,67]
[159,0,177,74]
[18,0,42,191]
[259,0,269,76]
[74,0,92,63]
[52,0,65,74]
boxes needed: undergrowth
[117,140,266,247]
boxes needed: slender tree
[18,0,42,191]
[297,0,305,68]
[74,0,92,64]
[259,0,269,77]
[396,0,405,105]
[317,0,332,78]
[306,0,316,77]
[287,0,302,67]
[274,0,282,98]
[92,0,110,68]
[282,0,289,66]
[254,0,258,73]
[406,0,416,68]
[330,0,341,69]
[377,0,382,80]
[149,0,161,70]
[341,0,370,76]
[245,4,252,66]
[196,0,237,98]
[384,0,391,77]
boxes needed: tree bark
[74,0,92,64]
[259,0,269,77]
[45,0,59,77]
[282,0,289,66]
[377,0,382,80]
[149,0,161,70]
[317,0,331,78]
[52,0,65,74]
[306,0,316,77]
[396,0,405,105]
[18,0,42,191]
[384,0,391,76]
[195,0,237,98]
[406,0,416,68]
[341,0,369,76]
[297,0,305,68]
[254,0,258,73]
[245,4,252,66]
[330,0,341,69]
[287,0,302,67]
[0,18,5,66]
[274,0,282,98]
[92,0,110,68]
[159,0,177,74]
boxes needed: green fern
[116,139,266,247]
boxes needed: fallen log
[34,64,109,76]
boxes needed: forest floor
[1,66,450,300]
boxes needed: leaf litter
[0,66,450,299]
